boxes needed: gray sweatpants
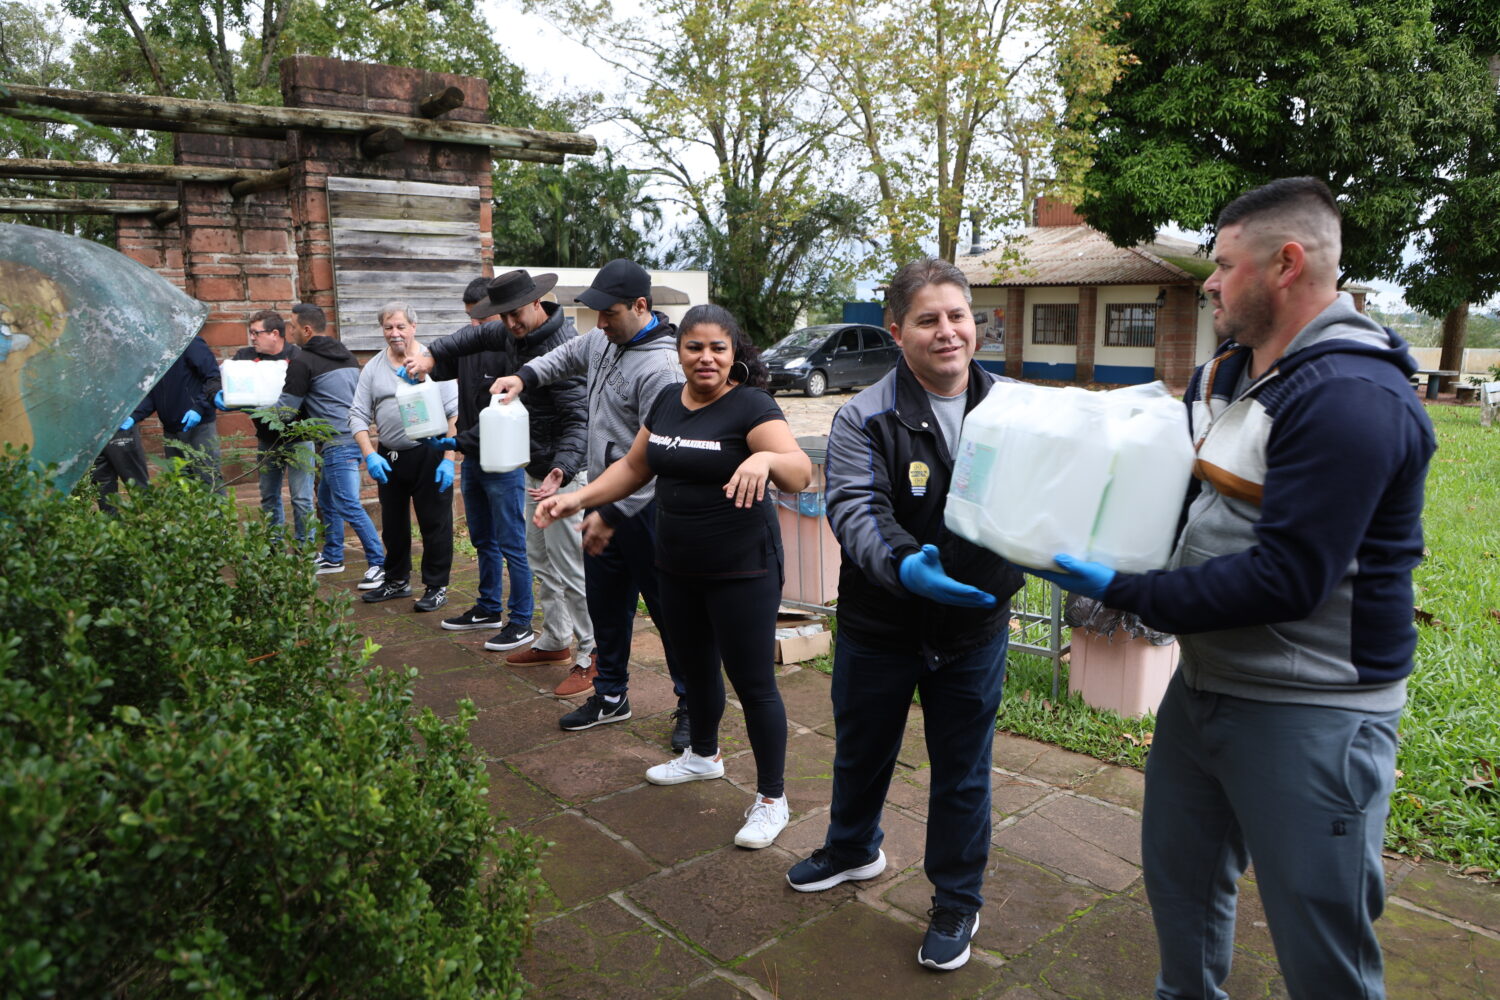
[1142,671,1400,1000]
[524,472,595,666]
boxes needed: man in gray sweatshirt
[489,259,690,741]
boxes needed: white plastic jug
[943,381,1193,572]
[480,396,529,472]
[221,359,288,408]
[395,377,447,440]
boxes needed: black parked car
[762,324,899,397]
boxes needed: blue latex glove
[422,436,457,450]
[397,366,421,386]
[213,389,228,411]
[898,544,996,608]
[364,452,391,484]
[434,457,455,493]
[1029,553,1116,600]
[180,409,202,432]
[119,416,134,432]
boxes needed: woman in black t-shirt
[536,304,812,849]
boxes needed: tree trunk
[1438,302,1468,394]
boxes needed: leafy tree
[1076,0,1493,286]
[528,0,867,343]
[810,0,1122,265]
[492,148,664,267]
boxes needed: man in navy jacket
[126,334,223,493]
[1039,178,1436,1000]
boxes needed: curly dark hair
[677,303,768,389]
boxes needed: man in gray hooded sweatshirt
[489,259,691,740]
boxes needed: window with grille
[1105,303,1158,347]
[1031,303,1078,345]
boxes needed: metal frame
[1007,578,1071,698]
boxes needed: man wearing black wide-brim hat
[408,270,596,687]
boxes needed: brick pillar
[114,183,186,291]
[1155,285,1198,389]
[1075,286,1097,384]
[279,56,494,343]
[1005,288,1026,379]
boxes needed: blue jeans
[824,628,1009,912]
[258,439,315,545]
[1143,672,1400,1000]
[317,442,384,568]
[461,460,532,623]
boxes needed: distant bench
[1411,369,1461,401]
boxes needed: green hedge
[1,451,539,997]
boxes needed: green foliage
[492,149,663,268]
[0,451,540,996]
[1369,306,1500,350]
[1077,0,1494,284]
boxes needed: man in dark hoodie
[410,272,595,683]
[1037,178,1436,1000]
[125,334,223,493]
[280,302,386,590]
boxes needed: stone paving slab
[744,901,1005,999]
[1382,901,1500,998]
[482,761,561,828]
[627,846,833,963]
[407,662,538,718]
[884,851,1107,960]
[584,779,758,866]
[725,728,837,811]
[467,695,574,759]
[777,666,837,731]
[530,811,658,912]
[992,809,1141,892]
[524,896,711,999]
[509,725,666,802]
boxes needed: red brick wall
[1004,288,1026,378]
[1075,287,1097,383]
[1154,285,1199,389]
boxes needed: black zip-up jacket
[131,335,222,428]
[825,357,1024,664]
[275,335,361,449]
[231,343,300,444]
[426,303,587,479]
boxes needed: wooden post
[359,128,405,158]
[0,158,282,186]
[229,166,292,197]
[419,86,465,118]
[0,198,176,213]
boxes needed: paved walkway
[338,566,1500,999]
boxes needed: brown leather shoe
[553,662,598,698]
[506,645,571,666]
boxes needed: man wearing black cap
[484,258,691,742]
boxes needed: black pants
[657,570,787,798]
[377,446,453,588]
[586,503,688,705]
[91,425,150,513]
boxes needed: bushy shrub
[0,451,539,998]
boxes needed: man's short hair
[291,302,327,333]
[1215,177,1342,269]
[463,277,491,305]
[886,257,972,326]
[247,309,284,336]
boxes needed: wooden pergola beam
[419,86,465,119]
[0,157,281,185]
[0,198,176,213]
[1,84,597,158]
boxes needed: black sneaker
[559,693,631,731]
[918,906,979,971]
[361,579,411,603]
[413,586,448,612]
[312,554,345,575]
[441,606,505,632]
[483,622,536,651]
[786,847,887,893]
[670,707,691,752]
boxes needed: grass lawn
[993,402,1500,878]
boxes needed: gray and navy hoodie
[518,311,684,526]
[1104,294,1435,712]
[275,335,361,449]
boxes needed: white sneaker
[357,565,385,590]
[645,749,724,785]
[734,794,790,849]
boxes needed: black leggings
[656,570,786,799]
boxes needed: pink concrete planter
[1067,629,1179,717]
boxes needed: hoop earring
[730,360,751,384]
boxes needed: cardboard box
[776,628,831,664]
[1067,630,1179,717]
[774,492,841,608]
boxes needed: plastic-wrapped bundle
[1063,594,1176,645]
[943,381,1194,572]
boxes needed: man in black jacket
[411,274,567,650]
[126,334,223,494]
[785,258,1023,973]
